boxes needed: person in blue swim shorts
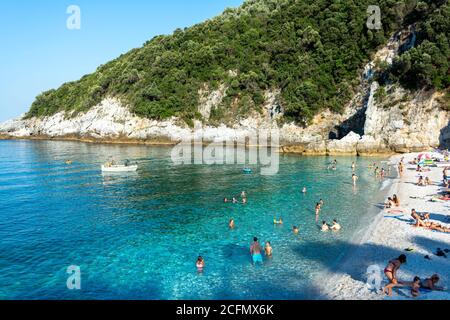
[250,237,263,265]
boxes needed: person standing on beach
[250,237,263,265]
[383,254,407,286]
[398,162,404,177]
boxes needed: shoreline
[0,134,398,156]
[317,152,450,300]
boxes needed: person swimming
[352,174,359,186]
[351,162,356,172]
[196,256,205,273]
[293,226,299,234]
[274,217,283,225]
[229,219,235,229]
[302,187,307,194]
[250,237,263,265]
[330,219,341,231]
[265,241,273,258]
[321,221,330,232]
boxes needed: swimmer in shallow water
[250,237,263,265]
[302,187,307,194]
[352,174,359,187]
[265,241,273,258]
[330,219,341,231]
[229,219,235,229]
[196,256,205,273]
[315,203,321,222]
[274,217,283,225]
[293,226,299,234]
[321,221,330,232]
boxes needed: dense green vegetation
[387,0,450,90]
[26,0,449,124]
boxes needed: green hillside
[26,0,449,124]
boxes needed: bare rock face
[327,132,361,155]
[198,84,227,120]
[359,83,449,154]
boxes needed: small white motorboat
[102,160,138,173]
[101,164,138,172]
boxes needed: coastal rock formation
[1,26,448,154]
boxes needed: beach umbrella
[418,153,431,160]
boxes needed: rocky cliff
[1,28,449,154]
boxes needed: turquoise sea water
[0,140,389,300]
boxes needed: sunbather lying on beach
[411,209,430,226]
[422,274,445,291]
[411,211,450,233]
[383,276,421,297]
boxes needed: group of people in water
[383,254,445,297]
[224,191,247,205]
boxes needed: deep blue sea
[0,140,390,300]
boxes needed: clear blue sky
[0,0,244,122]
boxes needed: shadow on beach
[292,236,450,299]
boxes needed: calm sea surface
[0,140,390,299]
